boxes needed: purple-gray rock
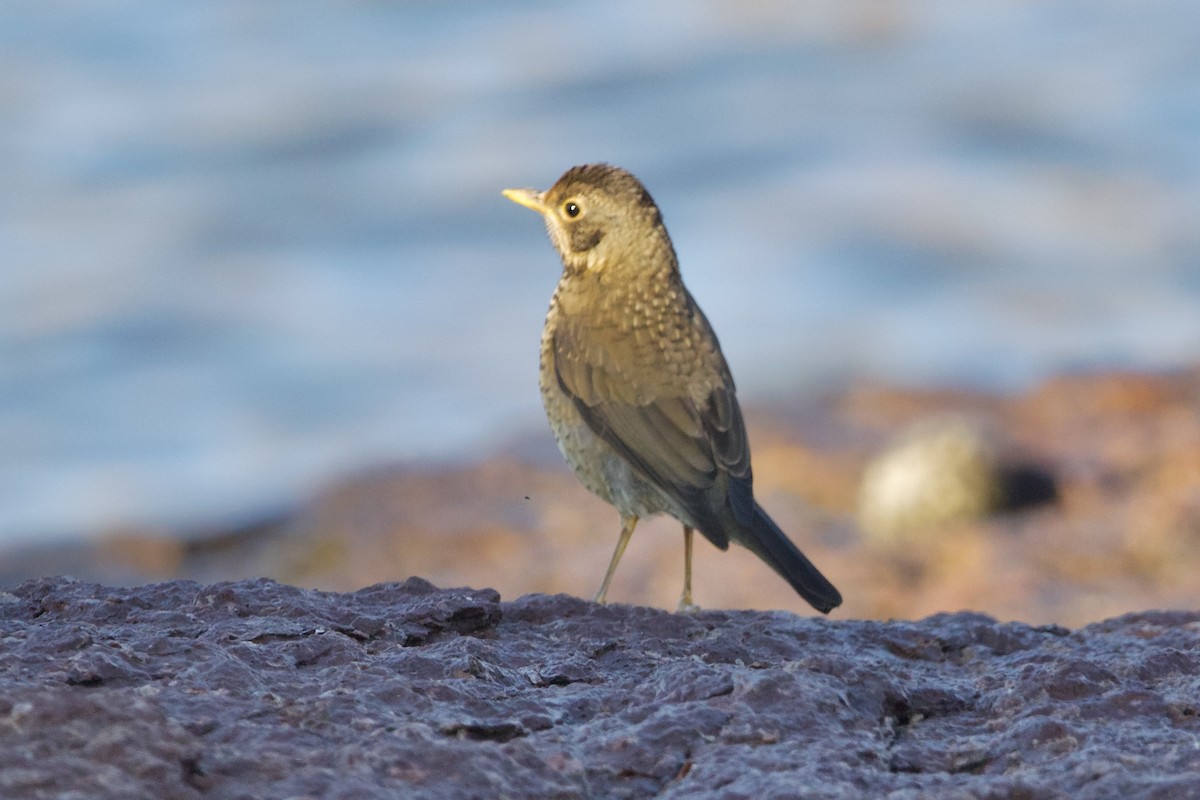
[1,577,1198,799]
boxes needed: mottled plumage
[503,164,842,613]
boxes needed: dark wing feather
[553,321,754,549]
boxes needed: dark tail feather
[738,502,842,614]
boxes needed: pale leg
[677,525,699,613]
[594,515,638,604]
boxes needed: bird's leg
[677,525,699,613]
[594,515,637,604]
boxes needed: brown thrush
[503,164,842,613]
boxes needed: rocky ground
[3,369,1199,797]
[2,576,1198,799]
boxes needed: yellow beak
[502,187,549,215]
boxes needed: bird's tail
[737,503,842,614]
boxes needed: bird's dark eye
[563,201,580,218]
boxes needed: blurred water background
[3,0,1199,546]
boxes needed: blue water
[3,1,1199,543]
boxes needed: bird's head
[503,163,675,277]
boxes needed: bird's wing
[552,317,755,547]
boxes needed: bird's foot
[675,598,701,614]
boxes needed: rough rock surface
[2,577,1198,799]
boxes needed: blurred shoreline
[4,365,1197,628]
[6,1,1199,547]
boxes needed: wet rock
[1,577,1197,798]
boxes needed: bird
[502,164,842,614]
